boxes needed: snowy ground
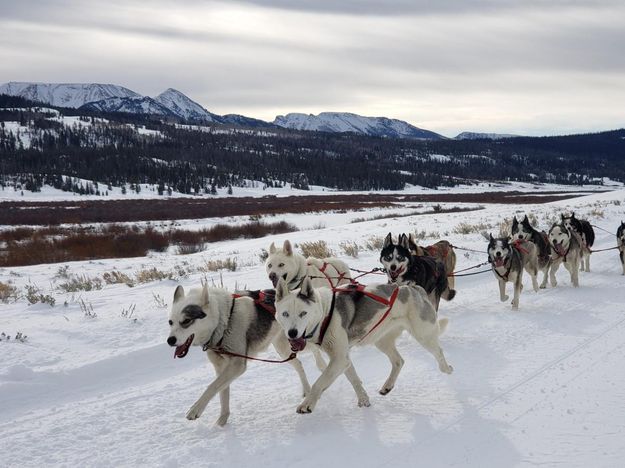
[1,190,625,467]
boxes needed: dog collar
[202,297,236,352]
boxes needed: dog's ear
[383,232,393,248]
[299,276,315,300]
[489,233,495,243]
[201,284,209,305]
[621,221,625,227]
[173,285,185,303]
[523,214,529,222]
[283,239,293,256]
[400,234,410,249]
[571,212,576,219]
[560,213,566,221]
[275,277,290,302]
[269,242,276,254]
[512,217,518,227]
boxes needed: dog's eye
[282,311,289,317]
[384,255,392,261]
[168,320,173,326]
[268,263,272,268]
[278,263,284,268]
[397,255,404,261]
[180,318,191,326]
[299,311,307,318]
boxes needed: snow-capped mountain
[218,114,272,128]
[273,112,443,139]
[153,88,218,122]
[80,96,175,116]
[455,131,519,140]
[0,82,140,108]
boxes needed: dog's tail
[438,317,449,336]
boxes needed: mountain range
[0,81,513,140]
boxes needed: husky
[561,213,595,272]
[487,235,540,310]
[166,284,316,425]
[380,233,455,311]
[274,276,453,414]
[511,215,552,288]
[548,223,581,287]
[265,240,351,290]
[408,234,458,290]
[618,222,625,275]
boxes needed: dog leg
[585,252,591,272]
[312,348,327,372]
[375,330,404,395]
[550,261,559,287]
[539,264,549,289]
[498,278,509,302]
[297,334,351,414]
[406,309,453,374]
[572,260,580,287]
[273,336,311,397]
[511,278,521,310]
[621,250,625,275]
[186,358,246,421]
[207,353,231,426]
[528,266,539,292]
[343,359,371,407]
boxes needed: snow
[1,189,625,466]
[456,132,520,140]
[0,82,140,108]
[273,112,442,139]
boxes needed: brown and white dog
[408,234,457,289]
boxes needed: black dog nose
[390,265,396,271]
[167,336,177,346]
[269,272,277,281]
[288,329,298,339]
[496,252,502,257]
[518,235,523,239]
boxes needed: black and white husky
[166,284,315,425]
[265,240,351,290]
[274,276,453,414]
[548,223,582,287]
[487,235,540,310]
[618,222,625,275]
[379,233,455,310]
[561,213,595,272]
[511,215,551,288]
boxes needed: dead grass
[199,258,238,272]
[24,284,55,306]
[103,271,135,287]
[339,241,359,258]
[58,274,103,293]
[452,221,492,235]
[135,268,171,284]
[0,281,19,303]
[300,240,333,258]
[363,235,385,251]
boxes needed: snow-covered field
[1,189,625,467]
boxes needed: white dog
[274,277,453,414]
[265,240,352,290]
[166,284,314,425]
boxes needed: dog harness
[313,283,400,347]
[424,244,450,259]
[308,261,349,288]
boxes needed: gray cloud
[0,0,624,136]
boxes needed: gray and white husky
[265,239,351,290]
[274,276,453,414]
[487,235,540,310]
[511,215,552,288]
[166,284,314,425]
[548,223,581,287]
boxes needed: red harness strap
[310,261,348,288]
[512,239,530,255]
[328,283,400,344]
[425,244,449,259]
[231,291,276,316]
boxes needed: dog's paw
[539,284,547,289]
[215,413,230,427]
[358,395,371,407]
[500,294,509,302]
[186,402,206,420]
[296,397,315,414]
[440,363,453,374]
[379,386,393,396]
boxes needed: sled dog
[618,222,625,275]
[408,234,458,290]
[380,233,455,310]
[166,284,314,425]
[561,213,595,272]
[511,215,552,288]
[548,223,582,287]
[274,276,453,414]
[487,235,540,309]
[265,239,351,290]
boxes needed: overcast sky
[1,0,624,136]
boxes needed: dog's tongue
[494,258,505,268]
[390,266,403,280]
[174,334,194,359]
[555,244,566,256]
[289,338,307,352]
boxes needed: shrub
[363,235,385,251]
[25,284,56,306]
[0,281,19,303]
[58,274,103,292]
[176,243,205,255]
[103,271,135,287]
[452,222,491,235]
[300,240,333,258]
[135,268,171,284]
[339,241,359,258]
[200,258,238,272]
